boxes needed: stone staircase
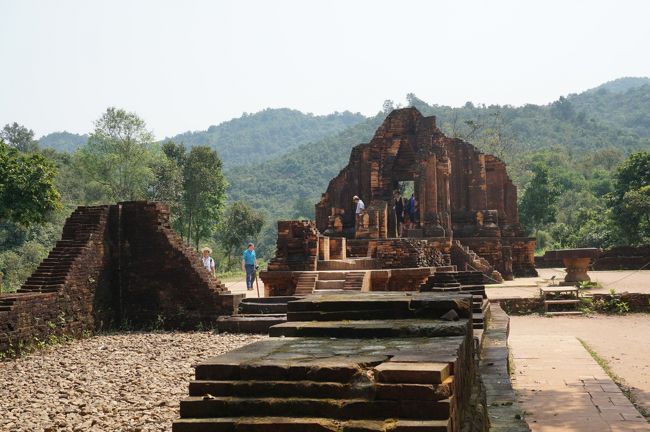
[294,272,318,295]
[420,271,490,330]
[450,240,496,281]
[17,207,108,295]
[296,271,368,295]
[175,292,476,432]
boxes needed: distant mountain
[168,108,366,167]
[226,113,385,220]
[583,77,650,94]
[568,80,650,137]
[39,132,88,152]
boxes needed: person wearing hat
[241,243,257,291]
[201,247,216,277]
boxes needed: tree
[519,164,559,237]
[611,152,650,244]
[217,202,265,268]
[1,122,38,152]
[182,146,227,249]
[0,140,61,226]
[78,107,156,201]
[148,141,186,234]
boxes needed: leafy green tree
[1,122,39,152]
[0,140,61,226]
[182,146,227,248]
[78,107,156,201]
[519,164,559,236]
[217,201,265,268]
[611,151,650,244]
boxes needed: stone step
[239,302,287,314]
[188,379,453,401]
[544,311,583,316]
[216,315,286,334]
[240,296,302,304]
[179,396,451,420]
[286,293,472,320]
[544,299,581,305]
[172,417,451,432]
[317,271,348,280]
[315,280,345,290]
[270,319,469,339]
[189,380,372,399]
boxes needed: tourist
[353,195,365,215]
[201,247,216,277]
[408,193,417,229]
[241,243,257,291]
[393,190,405,237]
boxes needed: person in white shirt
[201,247,215,277]
[353,195,365,214]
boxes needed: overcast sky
[1,0,649,138]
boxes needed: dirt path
[510,314,650,418]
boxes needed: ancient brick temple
[262,108,536,297]
[0,202,240,353]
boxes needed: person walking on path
[241,243,257,291]
[201,247,216,277]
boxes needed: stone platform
[174,292,482,432]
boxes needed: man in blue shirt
[241,243,257,291]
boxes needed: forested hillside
[39,132,87,152]
[169,108,365,167]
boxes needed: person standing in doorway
[241,243,257,291]
[393,190,404,237]
[201,247,216,278]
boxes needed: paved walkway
[487,269,650,300]
[509,332,649,431]
[224,279,265,298]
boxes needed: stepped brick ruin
[261,107,536,300]
[0,201,240,353]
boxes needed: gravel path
[0,332,266,432]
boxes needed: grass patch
[578,338,650,421]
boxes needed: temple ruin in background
[261,107,537,297]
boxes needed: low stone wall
[592,245,650,270]
[479,304,531,431]
[592,292,650,313]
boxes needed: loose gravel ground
[0,332,266,432]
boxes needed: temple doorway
[390,180,416,237]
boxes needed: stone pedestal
[542,248,602,285]
[562,257,592,283]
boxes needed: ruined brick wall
[115,202,231,329]
[1,202,238,353]
[591,245,650,270]
[0,206,112,353]
[267,221,319,271]
[375,238,448,269]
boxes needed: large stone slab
[269,319,470,338]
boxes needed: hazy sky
[1,0,649,138]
